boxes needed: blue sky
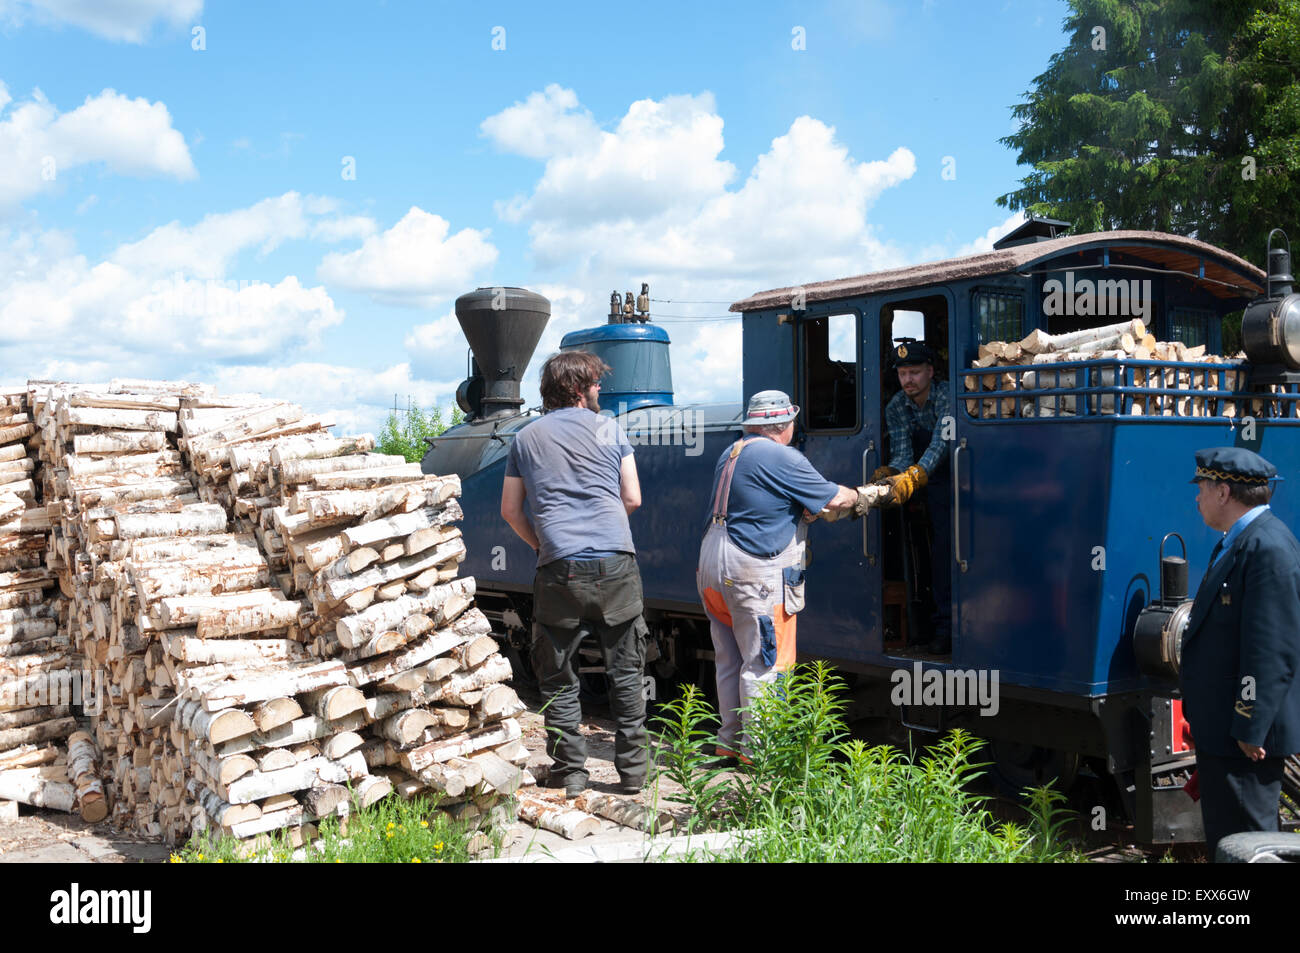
[0,0,1070,432]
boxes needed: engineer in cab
[873,339,952,653]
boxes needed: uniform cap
[893,338,937,367]
[1190,447,1280,486]
[742,390,799,426]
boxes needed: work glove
[871,465,898,482]
[851,485,890,516]
[881,465,928,506]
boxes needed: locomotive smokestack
[454,287,551,420]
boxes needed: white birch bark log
[321,731,363,760]
[0,716,77,750]
[0,768,76,812]
[72,431,167,455]
[251,696,304,733]
[197,659,348,711]
[0,704,69,731]
[116,503,226,540]
[310,464,425,490]
[67,391,180,412]
[159,588,291,627]
[345,611,489,687]
[0,743,58,770]
[422,653,513,701]
[575,793,674,833]
[63,406,178,432]
[301,684,366,721]
[256,750,298,774]
[277,452,406,486]
[315,538,466,606]
[213,710,367,757]
[269,434,376,467]
[181,699,257,744]
[164,636,305,666]
[66,449,182,478]
[400,718,521,773]
[194,598,304,639]
[220,753,366,804]
[470,750,523,795]
[517,793,600,839]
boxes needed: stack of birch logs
[250,448,532,834]
[0,385,104,821]
[963,319,1251,418]
[2,376,548,848]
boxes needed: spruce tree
[998,0,1300,265]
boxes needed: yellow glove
[871,465,899,482]
[883,465,928,506]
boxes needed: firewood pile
[961,319,1262,419]
[237,443,530,835]
[0,384,90,818]
[0,377,542,849]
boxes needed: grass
[170,790,487,863]
[652,661,1085,862]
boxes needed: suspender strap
[711,438,761,522]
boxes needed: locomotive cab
[730,224,1293,843]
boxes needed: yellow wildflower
[412,857,422,863]
[386,831,394,839]
[197,854,204,861]
[434,841,443,852]
[168,854,181,864]
[420,820,429,828]
[216,859,224,864]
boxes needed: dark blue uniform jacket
[1181,510,1300,758]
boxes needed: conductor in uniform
[1181,447,1300,860]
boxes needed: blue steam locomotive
[421,220,1300,844]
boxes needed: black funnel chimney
[455,287,550,420]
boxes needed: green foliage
[171,792,482,864]
[998,0,1300,265]
[377,399,464,463]
[652,684,732,831]
[656,663,1084,863]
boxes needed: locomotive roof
[730,230,1267,313]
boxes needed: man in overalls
[696,390,859,759]
[874,339,953,653]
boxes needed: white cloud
[484,87,735,228]
[0,0,202,43]
[317,207,497,306]
[0,195,364,378]
[311,214,377,243]
[483,88,915,283]
[112,192,313,278]
[0,86,196,208]
[953,210,1027,257]
[479,84,598,161]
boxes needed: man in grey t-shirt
[501,350,648,797]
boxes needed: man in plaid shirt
[875,339,953,652]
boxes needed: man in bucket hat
[1181,447,1300,859]
[696,390,859,759]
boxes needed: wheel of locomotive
[986,739,1080,799]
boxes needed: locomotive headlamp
[1133,534,1194,680]
[1241,229,1300,370]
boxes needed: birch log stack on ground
[0,384,75,814]
[960,320,1258,419]
[4,376,553,848]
